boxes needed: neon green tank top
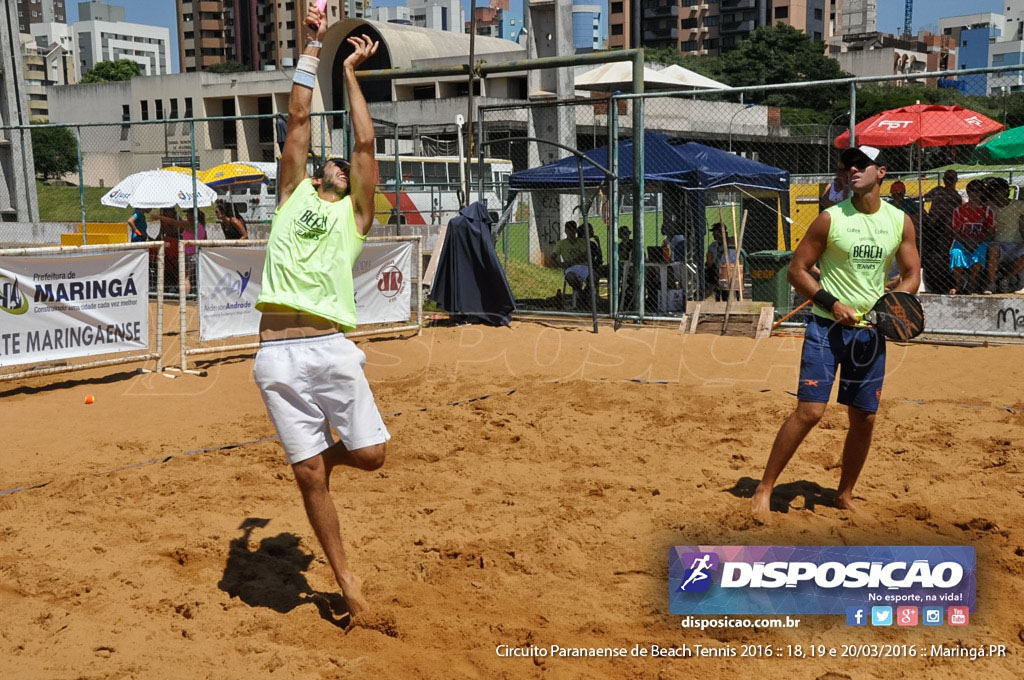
[256,179,366,331]
[815,198,905,325]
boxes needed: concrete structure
[611,0,845,56]
[837,30,956,86]
[940,13,1004,96]
[989,39,1024,93]
[840,0,875,36]
[176,0,344,72]
[1,0,40,222]
[75,1,171,77]
[15,0,66,34]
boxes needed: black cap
[840,145,886,168]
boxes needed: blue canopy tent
[510,131,791,301]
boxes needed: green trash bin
[747,250,794,313]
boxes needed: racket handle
[307,0,327,29]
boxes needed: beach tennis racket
[864,291,924,341]
[307,0,327,29]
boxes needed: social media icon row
[846,606,968,626]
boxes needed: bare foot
[750,485,773,524]
[835,493,872,520]
[338,571,368,617]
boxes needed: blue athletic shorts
[796,314,887,413]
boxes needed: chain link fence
[7,63,1024,338]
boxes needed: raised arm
[277,3,328,208]
[343,36,380,236]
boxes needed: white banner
[198,248,265,341]
[195,242,412,341]
[0,251,149,368]
[354,242,413,325]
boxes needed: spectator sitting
[216,202,248,240]
[819,163,850,211]
[949,179,995,295]
[983,177,1024,293]
[885,180,920,229]
[550,220,590,303]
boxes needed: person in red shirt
[949,180,994,294]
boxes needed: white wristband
[296,54,319,76]
[306,40,323,48]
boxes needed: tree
[715,24,849,112]
[81,59,142,84]
[204,60,250,74]
[31,124,78,180]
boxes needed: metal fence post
[632,54,646,322]
[609,96,619,320]
[75,126,86,242]
[849,81,857,148]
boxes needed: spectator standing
[921,170,963,293]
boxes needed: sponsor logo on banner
[668,546,976,615]
[198,249,264,342]
[376,265,405,300]
[1,276,29,315]
[354,242,412,325]
[0,252,149,368]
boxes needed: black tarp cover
[428,202,516,326]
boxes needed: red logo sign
[376,266,404,299]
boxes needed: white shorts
[254,333,390,465]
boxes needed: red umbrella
[834,104,1003,148]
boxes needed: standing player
[751,146,920,523]
[253,3,386,616]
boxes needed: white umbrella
[659,64,728,90]
[100,169,218,209]
[574,61,692,92]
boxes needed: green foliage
[204,60,250,74]
[81,59,142,83]
[715,24,849,110]
[30,124,78,180]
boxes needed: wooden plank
[685,300,765,315]
[755,306,775,339]
[688,303,701,334]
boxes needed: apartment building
[15,0,67,34]
[177,0,345,72]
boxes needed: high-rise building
[840,0,875,36]
[467,0,523,41]
[376,0,463,33]
[15,0,67,34]
[75,1,171,77]
[21,23,77,120]
[571,0,601,52]
[610,0,844,56]
[177,0,346,73]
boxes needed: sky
[66,0,180,72]
[877,0,1004,36]
[59,0,1010,76]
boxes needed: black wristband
[812,289,839,311]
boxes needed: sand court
[1,323,1022,678]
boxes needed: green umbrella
[972,125,1024,163]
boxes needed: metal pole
[466,11,477,207]
[75,126,86,243]
[320,112,326,159]
[849,82,857,148]
[608,95,617,320]
[477,109,485,205]
[632,53,645,322]
[394,123,401,227]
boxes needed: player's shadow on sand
[218,518,350,627]
[728,477,838,514]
